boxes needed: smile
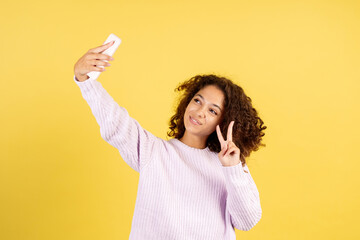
[190,116,201,125]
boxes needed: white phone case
[87,33,122,81]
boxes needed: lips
[190,116,202,125]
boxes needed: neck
[179,132,207,149]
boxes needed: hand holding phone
[74,33,122,82]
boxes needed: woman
[74,41,267,240]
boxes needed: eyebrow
[194,94,222,112]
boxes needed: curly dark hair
[166,74,267,167]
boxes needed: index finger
[216,125,225,147]
[88,41,115,54]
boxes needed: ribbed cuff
[221,161,249,186]
[73,74,99,94]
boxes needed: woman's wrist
[75,74,89,82]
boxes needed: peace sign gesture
[216,121,246,169]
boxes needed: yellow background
[1,0,359,239]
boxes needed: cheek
[210,118,221,127]
[210,119,219,127]
[186,105,195,113]
[184,106,192,117]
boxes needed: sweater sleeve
[221,162,262,231]
[73,75,158,173]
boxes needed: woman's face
[183,85,225,138]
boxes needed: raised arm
[73,42,158,172]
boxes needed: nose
[196,108,206,119]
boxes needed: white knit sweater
[74,75,262,239]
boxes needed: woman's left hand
[216,121,244,167]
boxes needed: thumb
[89,41,114,53]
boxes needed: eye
[194,99,217,115]
[210,109,217,115]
